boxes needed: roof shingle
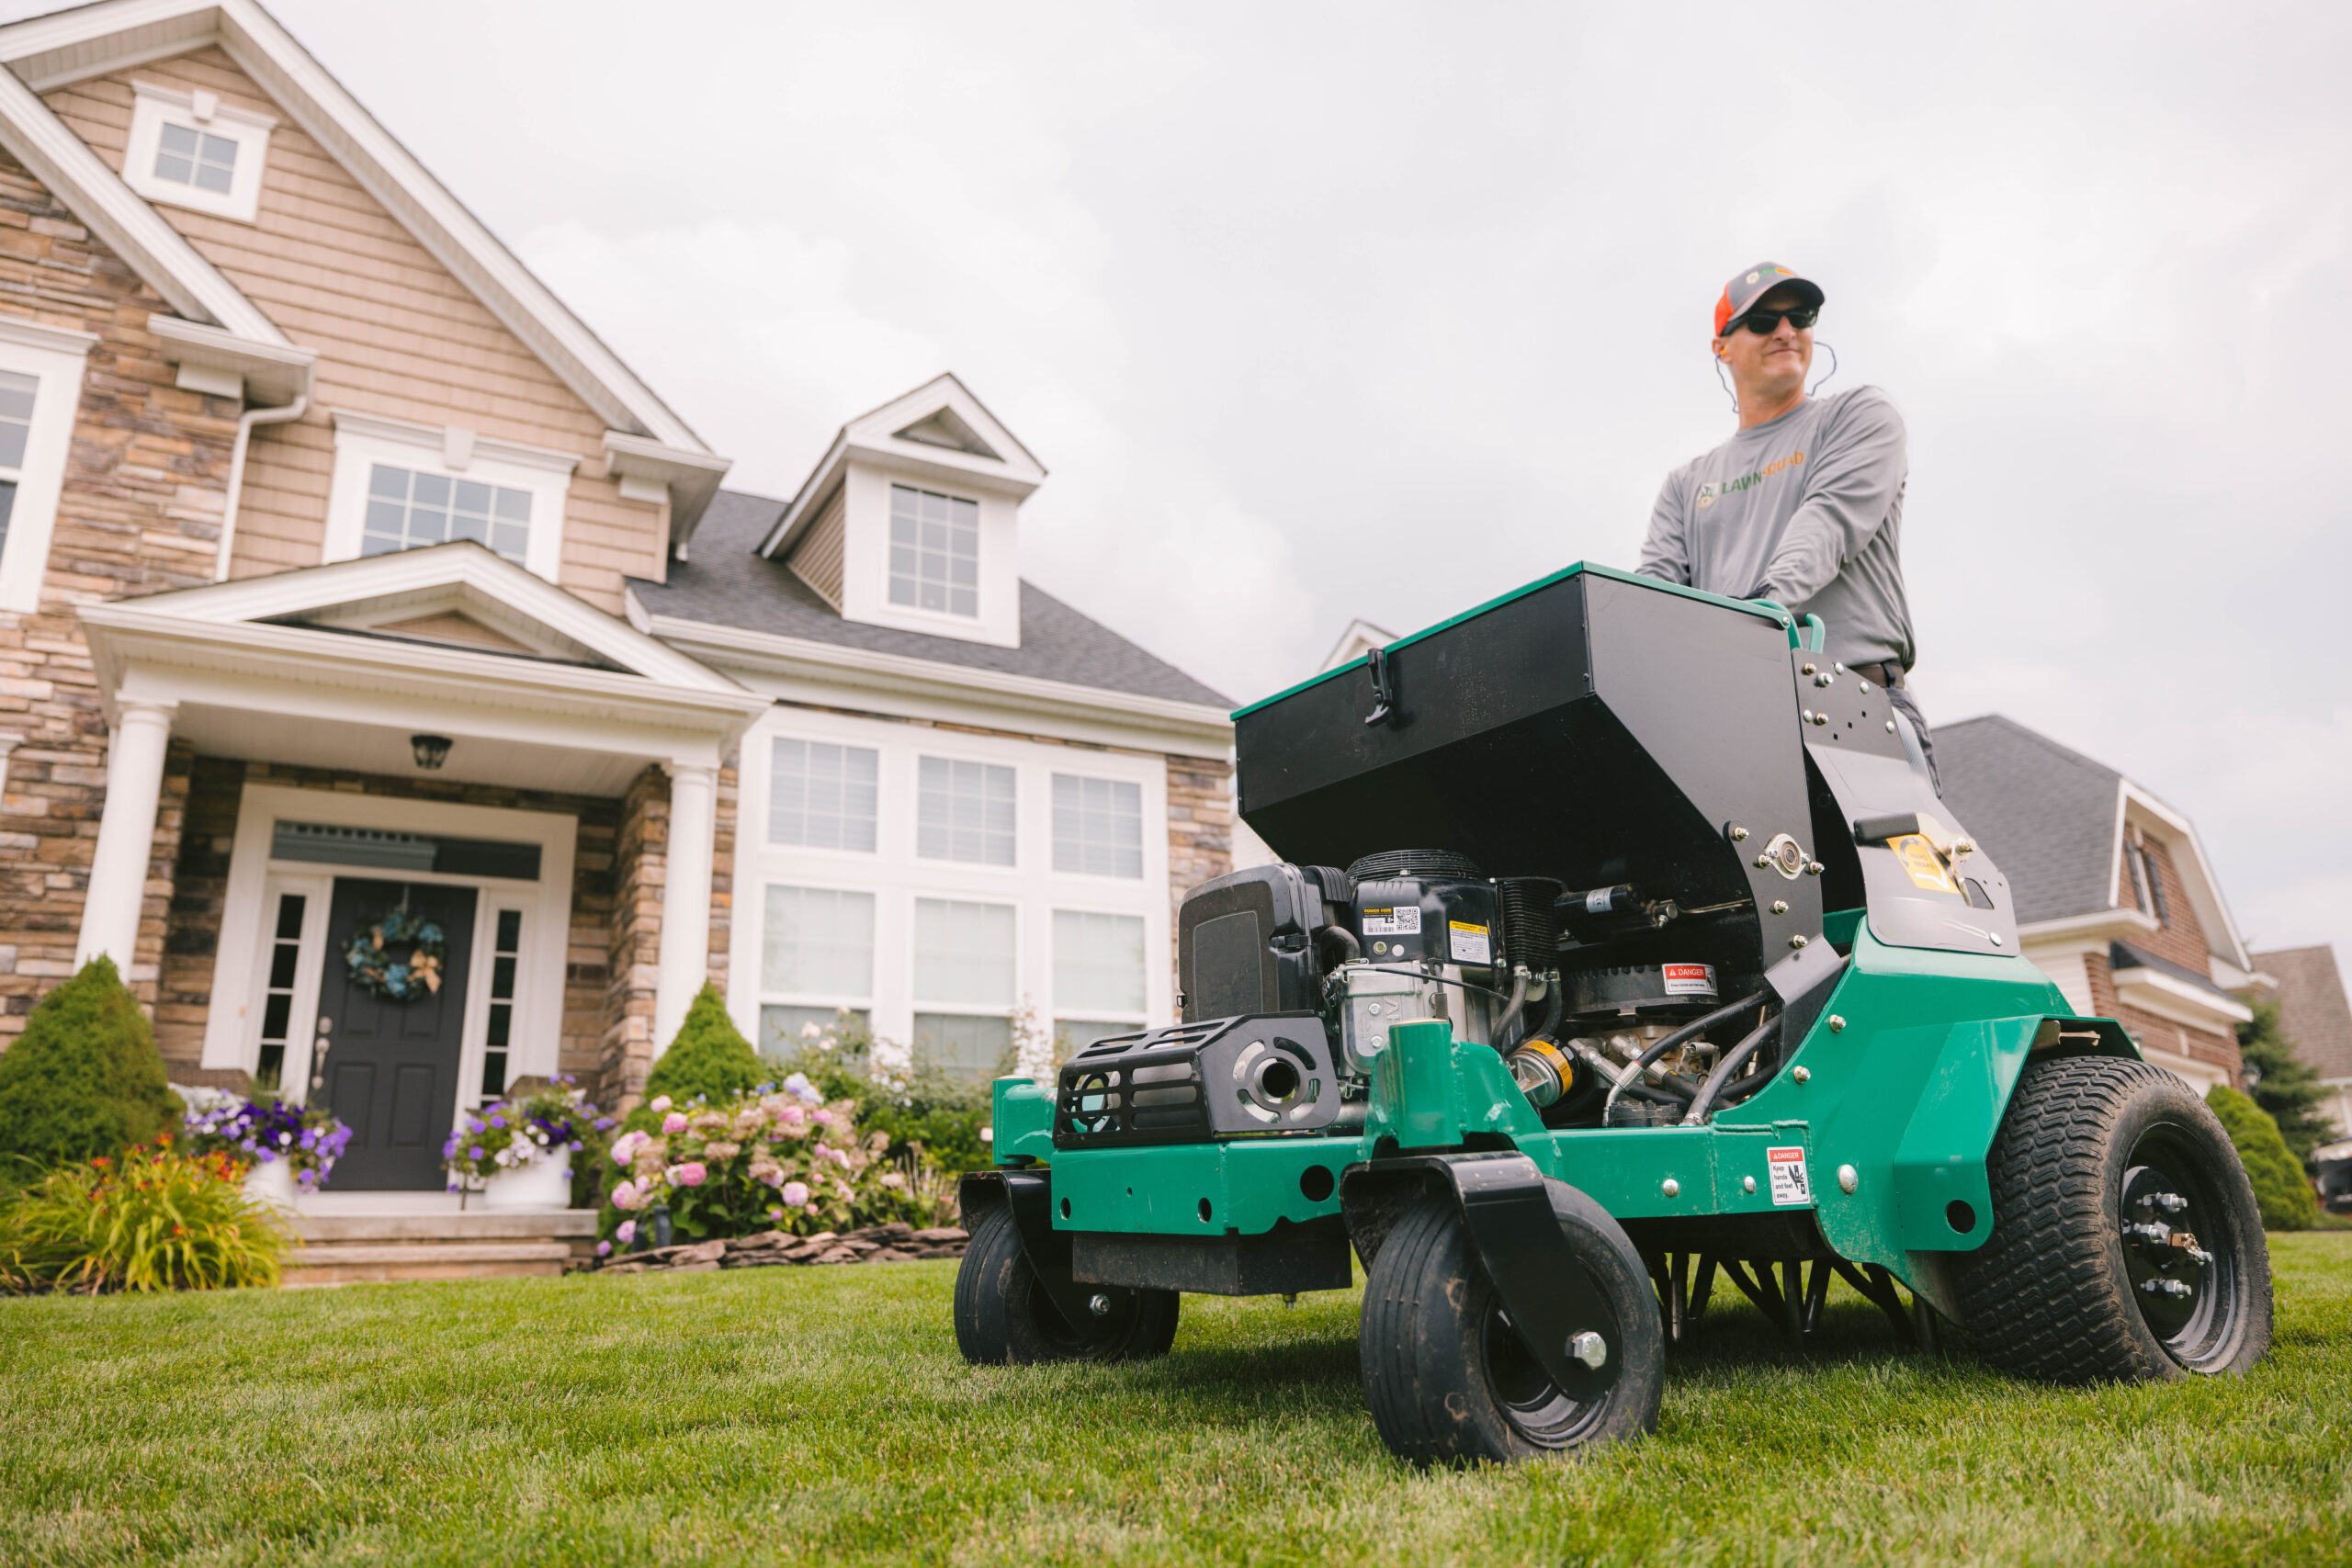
[2250,944,2352,1080]
[629,491,1230,709]
[1934,714,2120,925]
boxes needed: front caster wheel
[1359,1180,1662,1466]
[1956,1055,2271,1382]
[953,1202,1179,1365]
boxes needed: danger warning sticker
[1448,920,1492,964]
[1888,833,1959,895]
[1766,1145,1812,1206]
[1362,906,1421,936]
[1662,963,1716,996]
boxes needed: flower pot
[482,1148,573,1212]
[243,1157,301,1211]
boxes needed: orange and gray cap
[1713,263,1826,336]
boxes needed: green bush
[0,957,179,1182]
[641,983,765,1108]
[2205,1086,2319,1232]
[763,1011,993,1176]
[0,1141,290,1292]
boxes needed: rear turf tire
[1359,1179,1662,1466]
[1956,1055,2270,1382]
[953,1202,1180,1365]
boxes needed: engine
[1054,849,1772,1148]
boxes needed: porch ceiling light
[411,734,453,770]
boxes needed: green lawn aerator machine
[954,564,2272,1465]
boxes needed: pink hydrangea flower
[611,1179,642,1211]
[662,1112,688,1135]
[830,1147,852,1168]
[672,1161,707,1187]
[595,1240,612,1257]
[813,1109,836,1128]
[616,1219,637,1245]
[650,1095,673,1112]
[781,1180,809,1206]
[779,1105,806,1125]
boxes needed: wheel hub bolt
[1568,1330,1609,1370]
[1087,1292,1112,1316]
[2138,1278,2193,1298]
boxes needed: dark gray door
[316,878,478,1190]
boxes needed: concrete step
[282,1209,601,1287]
[293,1211,599,1244]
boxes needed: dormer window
[124,81,276,223]
[888,484,978,617]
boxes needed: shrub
[181,1091,353,1191]
[641,983,764,1108]
[0,957,179,1181]
[0,1140,291,1292]
[764,1011,993,1175]
[2206,1086,2318,1231]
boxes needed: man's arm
[1756,389,1906,605]
[1635,471,1692,585]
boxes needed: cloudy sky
[52,2,2352,969]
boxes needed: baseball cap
[1713,263,1826,336]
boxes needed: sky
[32,2,2352,974]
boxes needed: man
[1637,262,1938,789]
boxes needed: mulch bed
[595,1222,968,1276]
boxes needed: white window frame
[323,410,578,582]
[886,482,981,620]
[0,320,95,614]
[753,880,879,1051]
[123,79,276,224]
[1049,906,1151,1038]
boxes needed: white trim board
[0,321,94,612]
[200,784,576,1126]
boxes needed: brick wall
[604,765,666,1104]
[2120,834,2215,975]
[0,150,240,1036]
[155,758,628,1088]
[2085,945,2242,1077]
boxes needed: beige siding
[786,482,846,608]
[44,48,665,612]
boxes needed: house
[0,0,1236,1197]
[1935,715,2255,1094]
[2244,945,2352,1137]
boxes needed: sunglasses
[1729,306,1818,335]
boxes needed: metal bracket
[957,1168,1105,1330]
[1342,1151,1622,1400]
[1362,644,1394,727]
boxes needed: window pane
[260,991,291,1041]
[193,130,237,193]
[496,908,522,949]
[913,1013,1012,1082]
[0,367,34,471]
[1053,909,1147,1013]
[275,891,308,941]
[917,756,1015,864]
[768,738,878,852]
[760,1004,870,1055]
[913,897,1016,1004]
[154,122,197,184]
[485,1001,511,1049]
[267,942,300,990]
[0,479,14,555]
[1057,1019,1141,1054]
[887,482,979,617]
[359,463,531,564]
[761,885,875,998]
[1053,773,1144,878]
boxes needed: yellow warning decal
[1888,833,1957,894]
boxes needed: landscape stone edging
[593,1221,968,1275]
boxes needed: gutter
[214,391,308,581]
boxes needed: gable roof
[1936,714,2122,925]
[758,373,1046,559]
[634,490,1230,709]
[2250,945,2352,1081]
[0,0,729,537]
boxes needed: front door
[315,878,478,1190]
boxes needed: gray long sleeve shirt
[1637,385,1915,672]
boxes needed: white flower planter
[482,1148,572,1212]
[243,1157,301,1211]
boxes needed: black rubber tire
[1955,1055,2271,1383]
[952,1202,1180,1365]
[1359,1179,1662,1466]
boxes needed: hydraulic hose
[1600,989,1770,1122]
[1566,1037,1683,1106]
[1494,964,1532,1043]
[1681,1011,1784,1125]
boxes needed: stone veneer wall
[605,767,665,1104]
[0,150,240,1036]
[156,758,630,1088]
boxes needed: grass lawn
[3,1234,2347,1566]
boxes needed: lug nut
[1789,934,1809,949]
[1770,899,1789,914]
[1569,1330,1609,1370]
[1088,1293,1113,1317]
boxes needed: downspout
[214,393,309,582]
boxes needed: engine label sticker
[1766,1145,1812,1206]
[1662,963,1716,996]
[1448,920,1491,964]
[1361,907,1420,936]
[1888,833,1959,894]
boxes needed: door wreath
[345,903,447,1002]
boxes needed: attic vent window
[888,484,978,617]
[154,123,237,195]
[124,81,276,223]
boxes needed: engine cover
[1054,1013,1343,1149]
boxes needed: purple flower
[469,1120,486,1135]
[595,1240,612,1257]
[616,1219,636,1245]
[489,1115,505,1129]
[469,1146,484,1161]
[594,1117,613,1131]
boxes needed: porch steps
[286,1210,601,1287]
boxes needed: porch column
[75,698,177,973]
[652,758,718,1051]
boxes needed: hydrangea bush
[442,1079,610,1189]
[179,1089,353,1191]
[596,1074,955,1253]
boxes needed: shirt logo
[1695,481,1722,509]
